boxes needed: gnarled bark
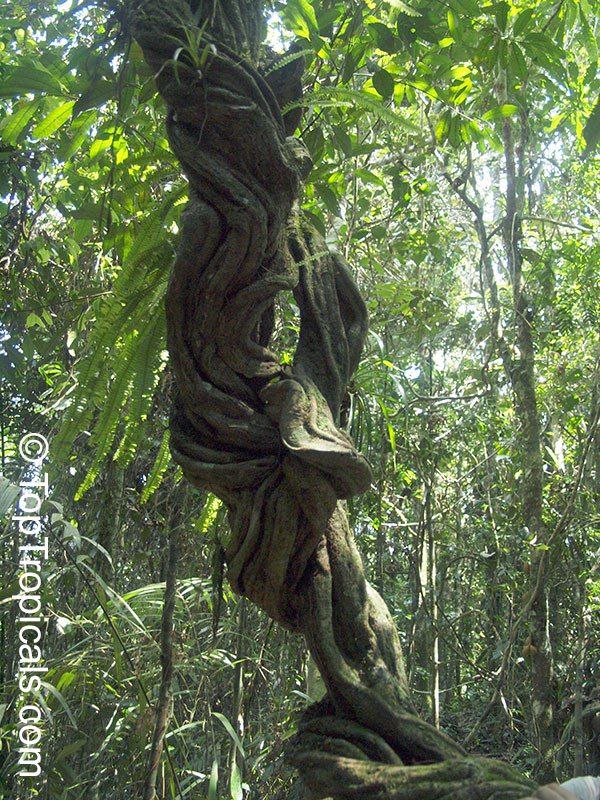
[128,1,575,797]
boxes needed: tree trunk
[500,101,555,782]
[143,488,187,800]
[128,1,562,797]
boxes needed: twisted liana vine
[128,1,578,797]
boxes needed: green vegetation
[0,0,598,797]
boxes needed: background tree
[0,0,598,798]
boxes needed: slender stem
[144,506,181,800]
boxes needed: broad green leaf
[513,8,534,37]
[207,759,219,800]
[0,477,20,518]
[373,68,395,98]
[368,22,398,54]
[317,183,340,215]
[483,103,518,121]
[230,762,243,800]
[60,109,98,160]
[435,113,450,142]
[74,77,116,114]
[213,712,245,757]
[579,7,598,64]
[355,168,385,187]
[510,42,528,80]
[285,0,319,39]
[332,125,353,157]
[494,0,510,31]
[0,65,65,98]
[295,0,318,31]
[0,98,41,144]
[342,42,368,83]
[89,136,113,159]
[26,312,46,330]
[55,739,86,763]
[31,100,75,139]
[583,99,600,155]
[447,9,458,33]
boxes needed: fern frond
[140,427,171,503]
[284,87,419,133]
[53,266,169,463]
[114,314,167,465]
[264,49,313,77]
[74,332,141,499]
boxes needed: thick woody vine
[129,1,577,797]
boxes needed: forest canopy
[0,0,598,798]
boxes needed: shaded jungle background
[0,0,598,797]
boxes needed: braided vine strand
[132,0,374,631]
[129,2,575,798]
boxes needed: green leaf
[332,125,353,157]
[387,421,396,453]
[317,183,340,216]
[264,48,313,77]
[0,65,65,98]
[31,100,75,139]
[55,739,86,763]
[483,103,518,121]
[230,762,243,800]
[447,9,458,34]
[26,312,46,330]
[73,78,116,115]
[368,22,399,54]
[74,332,144,499]
[435,113,449,142]
[40,680,78,727]
[213,712,245,758]
[286,86,419,133]
[513,8,534,37]
[195,494,222,535]
[115,317,165,465]
[0,477,20,518]
[494,1,509,31]
[295,0,318,31]
[342,42,368,83]
[285,0,319,39]
[583,98,600,156]
[579,7,598,65]
[0,98,41,144]
[372,68,395,98]
[303,125,324,160]
[510,42,528,80]
[141,428,171,502]
[89,136,113,159]
[207,759,219,800]
[388,0,421,16]
[59,109,97,160]
[392,174,412,203]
